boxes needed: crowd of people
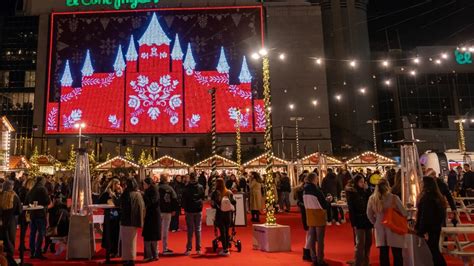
[0,162,472,266]
[294,164,474,266]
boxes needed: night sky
[368,0,474,51]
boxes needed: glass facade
[0,16,38,154]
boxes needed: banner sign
[66,0,160,10]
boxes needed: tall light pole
[209,88,217,173]
[454,119,467,153]
[290,117,304,159]
[74,122,86,149]
[366,119,379,153]
[252,48,285,225]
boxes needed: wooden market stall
[193,155,239,174]
[146,155,190,176]
[301,152,343,171]
[0,116,15,172]
[95,156,140,171]
[36,155,61,175]
[345,151,397,170]
[9,156,31,171]
[243,154,296,185]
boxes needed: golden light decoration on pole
[454,119,467,153]
[235,108,242,176]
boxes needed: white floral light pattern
[62,109,83,129]
[128,74,181,125]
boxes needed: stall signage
[454,50,472,65]
[66,0,160,10]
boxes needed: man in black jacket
[158,174,178,255]
[279,173,292,212]
[182,172,205,255]
[25,176,51,259]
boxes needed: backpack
[221,195,235,212]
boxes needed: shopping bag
[382,198,408,235]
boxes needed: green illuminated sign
[454,50,472,65]
[66,0,160,10]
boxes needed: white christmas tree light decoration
[113,45,126,77]
[61,60,73,87]
[171,34,184,60]
[138,13,171,46]
[239,56,252,83]
[81,50,94,77]
[126,35,138,62]
[216,46,230,74]
[183,43,196,75]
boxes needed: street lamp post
[366,119,379,153]
[290,117,304,159]
[74,122,86,149]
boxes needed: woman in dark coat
[415,176,447,266]
[142,177,161,262]
[170,175,185,232]
[346,174,373,266]
[0,180,22,266]
[98,178,122,257]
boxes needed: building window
[24,71,35,87]
[0,71,9,87]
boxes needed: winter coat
[345,184,373,229]
[159,183,178,213]
[249,179,263,211]
[437,178,456,211]
[321,173,342,198]
[415,194,446,235]
[198,174,207,191]
[171,181,185,206]
[367,193,407,248]
[182,181,205,213]
[142,185,161,241]
[25,182,51,219]
[447,171,458,192]
[280,176,291,193]
[303,182,329,227]
[120,190,145,228]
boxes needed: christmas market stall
[0,116,14,173]
[345,151,397,171]
[242,154,296,185]
[193,155,239,175]
[35,155,61,175]
[95,156,140,173]
[146,155,190,176]
[8,156,31,172]
[301,152,343,171]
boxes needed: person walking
[346,174,373,266]
[0,180,22,265]
[279,173,292,212]
[249,172,263,222]
[25,176,51,260]
[211,178,236,256]
[197,172,207,196]
[367,179,407,266]
[120,178,145,266]
[142,177,161,262]
[415,176,447,266]
[182,173,205,255]
[158,174,178,255]
[304,172,330,266]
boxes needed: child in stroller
[210,178,242,255]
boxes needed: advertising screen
[46,6,265,134]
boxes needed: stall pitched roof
[193,155,238,168]
[243,154,289,167]
[9,156,30,170]
[345,151,396,166]
[301,153,343,165]
[146,155,190,168]
[1,116,15,132]
[96,156,139,170]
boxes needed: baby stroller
[212,209,242,253]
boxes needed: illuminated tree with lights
[146,153,154,166]
[29,146,40,176]
[138,150,147,166]
[124,147,135,162]
[65,144,76,171]
[88,150,97,175]
[105,153,111,162]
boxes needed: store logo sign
[66,0,160,10]
[454,50,472,65]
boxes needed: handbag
[382,197,408,235]
[46,210,64,237]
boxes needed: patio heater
[393,115,425,266]
[67,148,95,260]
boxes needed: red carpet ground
[19,208,464,266]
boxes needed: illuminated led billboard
[46,6,265,134]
